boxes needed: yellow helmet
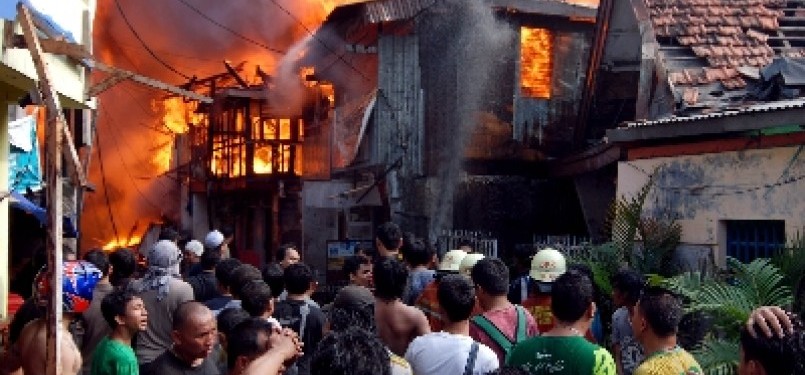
[439,249,468,272]
[459,253,486,276]
[529,247,566,283]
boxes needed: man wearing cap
[184,239,204,278]
[205,230,229,258]
[521,247,566,333]
[415,249,467,332]
[327,285,413,375]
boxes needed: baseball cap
[185,240,204,257]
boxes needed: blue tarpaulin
[10,191,78,237]
[9,115,44,193]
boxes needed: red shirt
[469,305,539,364]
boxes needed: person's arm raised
[241,328,303,375]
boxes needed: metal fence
[437,229,498,258]
[531,234,594,260]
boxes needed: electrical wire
[114,0,192,80]
[94,116,120,243]
[174,0,286,54]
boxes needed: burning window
[520,27,553,99]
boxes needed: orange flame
[153,98,204,173]
[102,236,142,251]
[520,27,553,99]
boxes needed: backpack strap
[463,341,480,375]
[471,314,514,355]
[298,301,311,339]
[514,305,528,342]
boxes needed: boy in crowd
[405,274,499,375]
[402,237,436,305]
[240,280,281,328]
[312,327,393,375]
[521,248,566,333]
[326,285,413,375]
[376,222,403,259]
[187,248,223,303]
[374,258,431,356]
[610,269,645,375]
[92,290,149,375]
[415,249,467,331]
[507,270,615,374]
[631,287,702,375]
[82,249,116,375]
[470,258,538,364]
[205,258,242,314]
[740,309,804,374]
[226,318,275,375]
[273,263,325,375]
[342,255,373,289]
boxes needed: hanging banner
[9,115,43,193]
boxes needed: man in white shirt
[405,274,499,375]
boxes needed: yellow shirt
[634,347,703,375]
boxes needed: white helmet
[439,249,468,272]
[530,247,566,283]
[459,253,486,276]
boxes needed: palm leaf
[694,337,739,375]
[659,271,707,301]
[727,257,793,308]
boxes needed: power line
[174,0,286,54]
[94,116,120,243]
[114,0,192,80]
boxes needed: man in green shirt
[92,289,149,375]
[507,270,616,374]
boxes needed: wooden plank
[86,61,213,103]
[17,4,64,375]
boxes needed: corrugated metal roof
[621,97,805,128]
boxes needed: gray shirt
[402,269,435,306]
[611,306,644,375]
[132,277,194,364]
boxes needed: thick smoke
[83,0,341,249]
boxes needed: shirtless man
[0,260,103,375]
[373,258,430,356]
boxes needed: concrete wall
[617,146,805,267]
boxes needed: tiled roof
[646,0,805,92]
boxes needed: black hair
[276,243,298,262]
[740,311,804,375]
[240,280,273,317]
[373,258,408,300]
[221,226,235,238]
[375,222,402,250]
[83,249,110,276]
[329,303,375,333]
[312,327,391,375]
[637,286,683,337]
[215,258,242,289]
[471,258,509,296]
[437,274,476,322]
[342,255,371,277]
[100,289,139,328]
[200,247,222,270]
[457,238,474,249]
[108,248,136,288]
[611,269,645,306]
[230,264,263,298]
[227,318,274,370]
[283,263,314,295]
[262,263,285,298]
[401,237,433,267]
[217,307,251,338]
[551,270,593,323]
[158,227,180,242]
[173,301,212,330]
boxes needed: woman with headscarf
[129,240,194,366]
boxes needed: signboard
[326,240,372,285]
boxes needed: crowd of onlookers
[0,222,803,375]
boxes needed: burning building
[294,0,599,276]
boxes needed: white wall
[617,145,805,266]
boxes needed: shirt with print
[405,332,499,375]
[507,335,616,375]
[611,307,644,375]
[633,347,703,375]
[90,337,138,375]
[389,349,414,375]
[140,349,219,375]
[273,299,326,375]
[469,305,539,364]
